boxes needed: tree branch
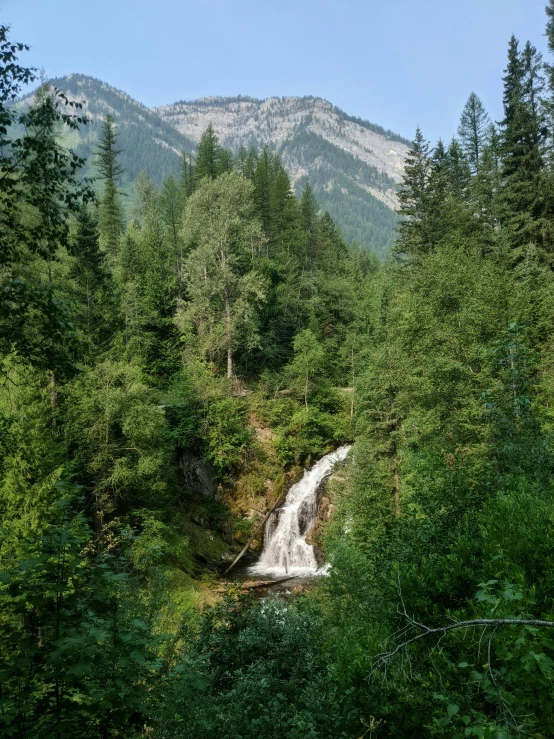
[373,613,554,668]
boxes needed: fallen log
[223,493,285,575]
[241,576,296,589]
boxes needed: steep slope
[43,76,409,252]
[157,96,410,252]
[47,74,195,188]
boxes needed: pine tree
[180,150,194,198]
[96,114,124,261]
[545,0,554,138]
[446,139,472,199]
[253,146,273,238]
[300,182,319,270]
[457,92,491,174]
[395,127,431,258]
[500,37,551,263]
[69,207,116,350]
[216,146,234,176]
[194,124,220,184]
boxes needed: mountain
[45,75,410,252]
[46,74,195,188]
[157,96,410,252]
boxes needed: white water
[248,445,351,577]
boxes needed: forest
[2,3,554,737]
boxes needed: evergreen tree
[69,207,116,351]
[193,123,220,184]
[95,114,124,261]
[446,138,472,199]
[300,182,319,270]
[500,37,551,263]
[457,92,491,173]
[180,150,195,198]
[395,127,431,257]
[253,146,273,238]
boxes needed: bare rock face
[180,450,215,497]
[305,477,336,566]
[156,96,409,212]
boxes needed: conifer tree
[457,92,491,174]
[446,139,472,199]
[180,150,194,198]
[96,114,124,261]
[300,182,319,269]
[500,37,551,262]
[216,146,234,176]
[253,146,273,238]
[194,123,220,184]
[395,127,431,257]
[69,207,115,350]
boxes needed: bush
[276,407,346,465]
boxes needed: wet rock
[179,451,215,496]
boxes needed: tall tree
[180,150,195,198]
[193,123,220,184]
[0,28,93,373]
[176,172,266,378]
[69,207,116,351]
[457,92,491,174]
[300,182,319,270]
[96,114,124,261]
[160,174,185,297]
[395,127,431,258]
[500,37,551,263]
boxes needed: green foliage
[65,359,174,517]
[0,32,94,375]
[96,114,124,259]
[152,594,356,739]
[11,9,554,736]
[0,505,164,738]
[204,396,252,480]
[276,406,346,466]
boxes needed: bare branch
[373,615,554,668]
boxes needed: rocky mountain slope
[44,75,410,252]
[157,96,410,252]
[157,96,409,210]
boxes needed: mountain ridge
[38,75,409,252]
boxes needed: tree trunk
[350,347,355,421]
[393,457,401,516]
[224,284,233,379]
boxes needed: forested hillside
[4,4,554,738]
[42,74,195,187]
[32,75,407,253]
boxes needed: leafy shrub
[276,407,346,465]
[204,396,252,480]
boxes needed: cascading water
[249,445,351,577]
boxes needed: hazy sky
[2,0,551,142]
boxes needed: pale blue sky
[2,0,550,143]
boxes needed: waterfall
[248,445,351,577]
